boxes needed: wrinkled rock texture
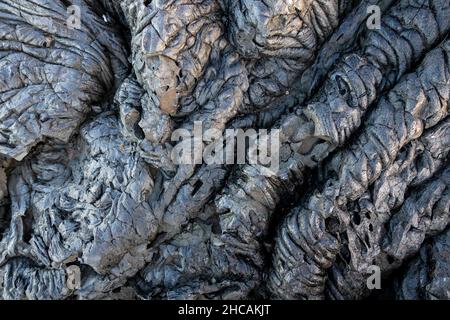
[0,0,449,300]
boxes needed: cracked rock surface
[0,0,449,300]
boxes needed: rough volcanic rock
[0,0,449,300]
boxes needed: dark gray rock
[0,0,449,300]
[394,226,450,300]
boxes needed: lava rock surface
[0,0,448,300]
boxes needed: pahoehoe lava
[0,0,448,300]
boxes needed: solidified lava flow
[0,0,448,300]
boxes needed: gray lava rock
[0,0,449,300]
